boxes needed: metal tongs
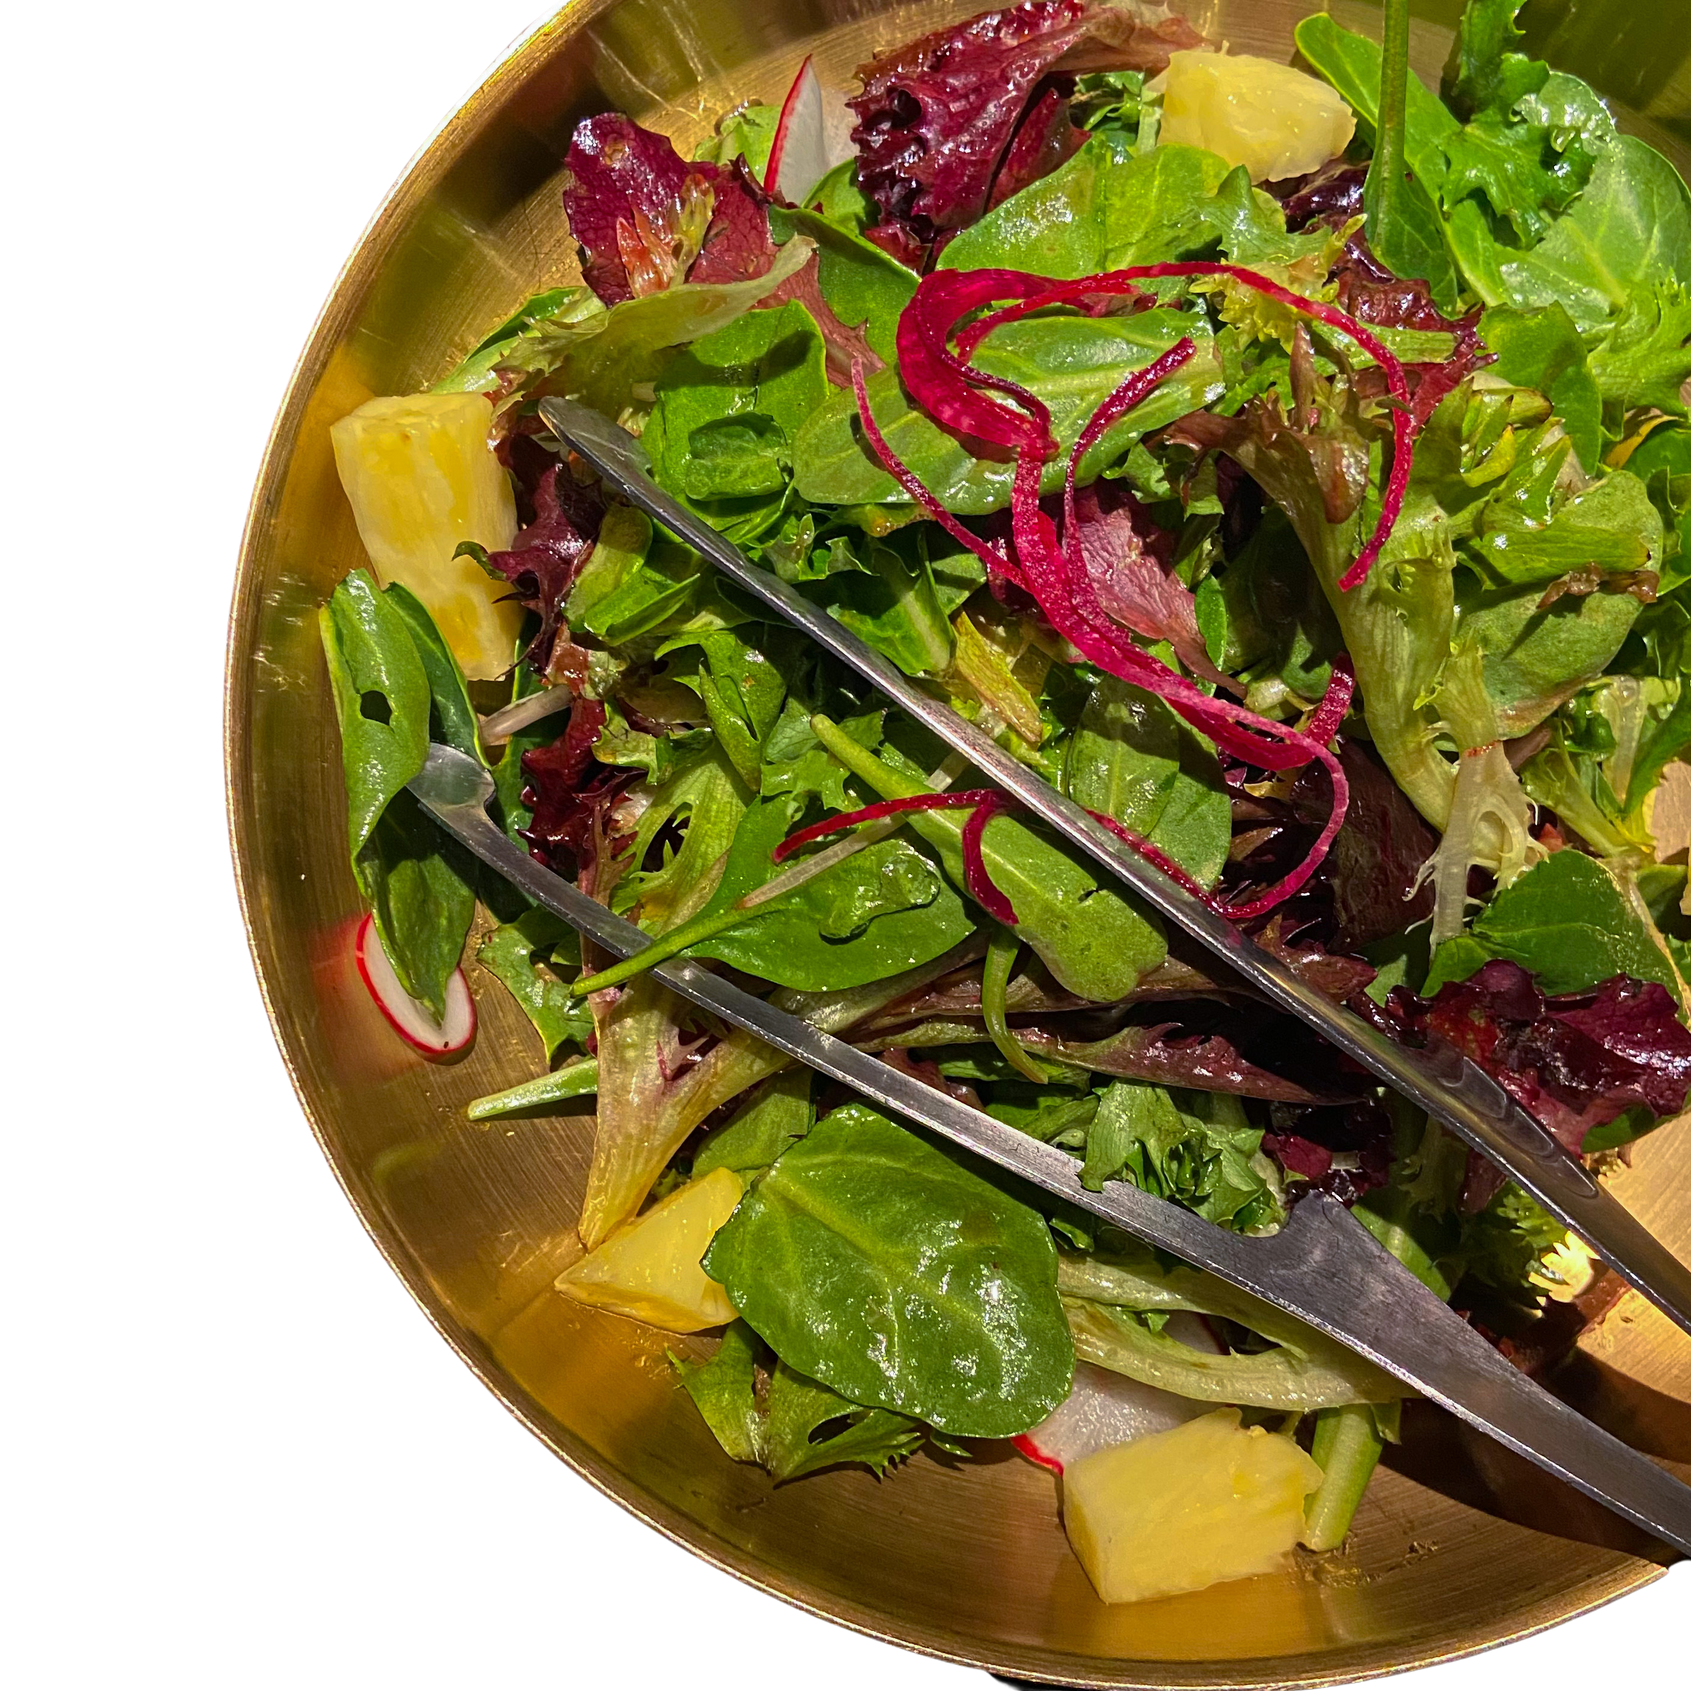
[417,393,1691,1554]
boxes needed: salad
[319,0,1691,1606]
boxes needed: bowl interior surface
[228,2,1691,1684]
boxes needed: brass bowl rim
[222,4,1665,1682]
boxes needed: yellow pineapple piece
[1157,51,1356,184]
[1063,1409,1324,1604]
[556,1168,745,1332]
[330,393,523,679]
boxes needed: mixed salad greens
[321,0,1691,1604]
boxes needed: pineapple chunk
[1157,51,1356,184]
[1063,1409,1323,1604]
[330,393,523,679]
[556,1168,745,1332]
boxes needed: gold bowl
[227,2,1691,1683]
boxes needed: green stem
[467,1057,599,1120]
[1369,0,1411,214]
[567,904,764,997]
[1302,1403,1386,1551]
[982,925,1049,1083]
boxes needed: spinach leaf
[814,717,1169,1003]
[1460,576,1643,738]
[703,1105,1073,1437]
[693,1071,815,1178]
[793,309,1222,513]
[772,207,918,363]
[1497,137,1691,335]
[1062,677,1231,889]
[645,301,828,535]
[319,569,430,857]
[938,137,1235,277]
[477,907,591,1062]
[1363,0,1461,308]
[382,580,484,760]
[1076,1083,1280,1232]
[1479,303,1602,470]
[357,796,477,1016]
[320,570,475,1013]
[685,794,974,990]
[1452,849,1681,999]
[1467,467,1662,590]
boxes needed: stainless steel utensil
[540,394,1691,1342]
[411,740,1691,1556]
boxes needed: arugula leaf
[1061,676,1231,889]
[824,537,957,676]
[759,701,881,810]
[695,103,780,177]
[793,308,1222,514]
[477,907,591,1062]
[1439,849,1681,1000]
[1364,0,1461,307]
[611,746,750,932]
[660,625,802,785]
[1293,12,1460,191]
[1195,507,1342,703]
[467,1056,599,1121]
[760,1361,926,1481]
[432,285,602,394]
[703,1105,1073,1437]
[1442,0,1547,122]
[693,1070,814,1178]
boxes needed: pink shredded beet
[773,788,1021,925]
[853,262,1414,920]
[960,792,1018,923]
[1306,652,1356,748]
[1085,811,1211,902]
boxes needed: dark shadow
[1380,1400,1683,1563]
[1551,1351,1691,1463]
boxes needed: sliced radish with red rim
[766,55,833,206]
[354,914,475,1057]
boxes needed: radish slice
[1016,1318,1224,1473]
[354,914,476,1057]
[766,55,832,205]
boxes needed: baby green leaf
[811,715,1169,1003]
[703,1106,1073,1437]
